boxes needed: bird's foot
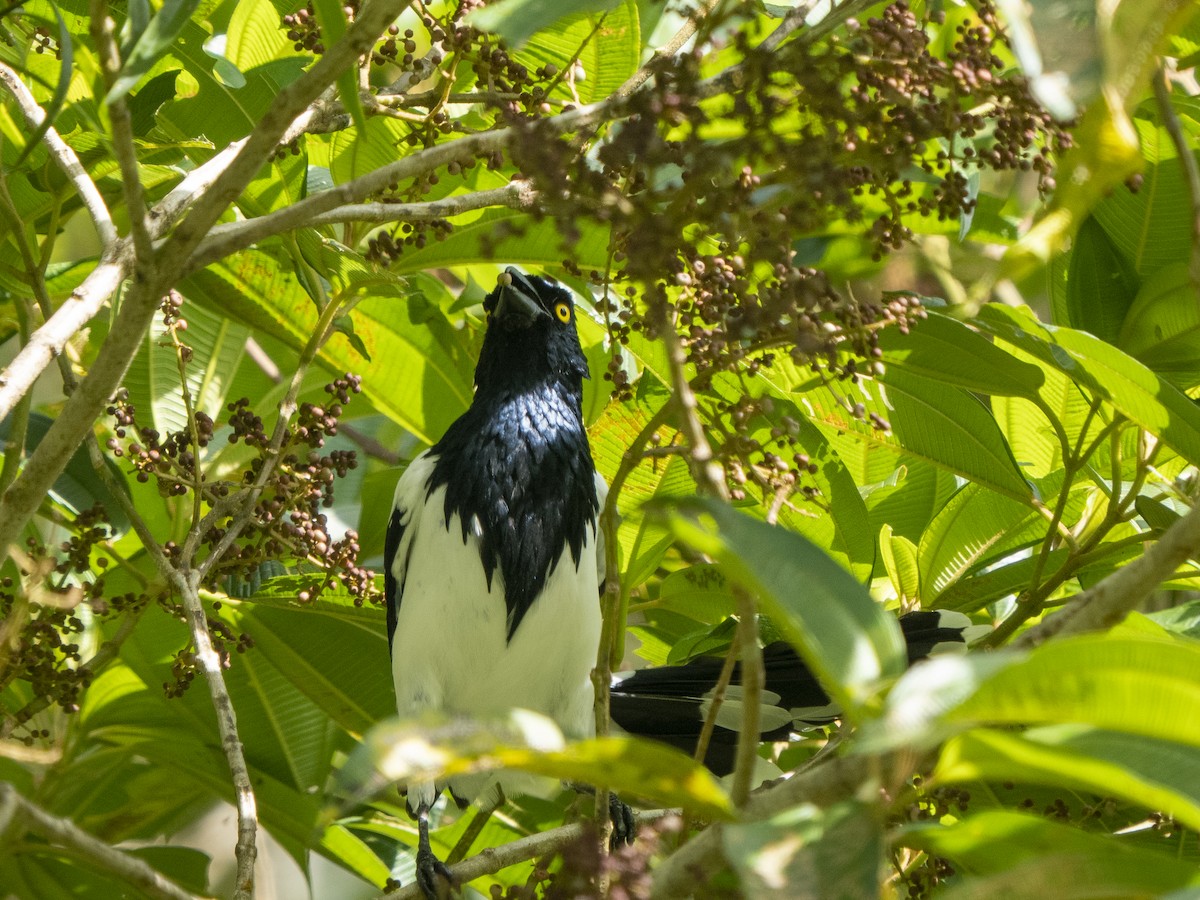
[608,794,636,849]
[416,843,455,899]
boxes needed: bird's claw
[608,794,636,849]
[416,845,455,899]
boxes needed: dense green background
[3,0,1200,897]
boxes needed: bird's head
[474,267,589,397]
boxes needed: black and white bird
[384,267,980,896]
[385,268,613,897]
[610,609,983,776]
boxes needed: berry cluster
[282,4,330,55]
[214,375,377,606]
[365,218,454,264]
[163,601,255,698]
[372,25,415,68]
[32,24,62,58]
[1,507,148,738]
[542,816,691,900]
[492,0,1059,509]
[107,391,213,496]
[280,1,415,70]
[105,366,379,694]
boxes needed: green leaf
[662,499,906,718]
[917,483,1041,603]
[468,0,626,47]
[935,725,1200,834]
[976,304,1200,467]
[880,525,919,604]
[226,0,296,70]
[388,209,614,274]
[776,407,875,582]
[329,116,406,185]
[219,591,393,735]
[723,802,882,900]
[1117,262,1200,386]
[1093,158,1200,276]
[185,249,476,443]
[107,0,203,102]
[950,634,1200,747]
[1063,216,1139,342]
[900,811,1200,899]
[515,0,640,103]
[992,343,1091,479]
[875,369,1031,500]
[876,312,1044,399]
[341,713,733,820]
[588,385,696,592]
[655,564,735,625]
[1149,598,1200,638]
[931,541,1140,613]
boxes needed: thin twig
[729,587,761,808]
[591,400,674,849]
[657,307,765,808]
[173,569,259,899]
[90,1,155,266]
[656,309,725,497]
[0,62,116,247]
[691,640,739,766]
[0,784,207,900]
[615,0,725,98]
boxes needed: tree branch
[0,784,207,900]
[0,62,116,247]
[171,570,259,899]
[1014,500,1200,648]
[159,0,417,267]
[380,810,673,900]
[187,182,536,272]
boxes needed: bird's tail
[609,610,983,776]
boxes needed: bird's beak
[495,267,549,324]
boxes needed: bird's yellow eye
[554,302,571,323]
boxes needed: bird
[609,609,982,775]
[385,267,619,898]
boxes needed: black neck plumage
[427,377,598,640]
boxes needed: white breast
[389,454,603,807]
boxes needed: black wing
[610,610,976,775]
[384,505,404,656]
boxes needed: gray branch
[189,182,536,271]
[380,810,675,900]
[0,62,117,247]
[0,784,208,900]
[1016,498,1200,647]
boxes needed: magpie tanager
[610,610,983,776]
[385,268,620,898]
